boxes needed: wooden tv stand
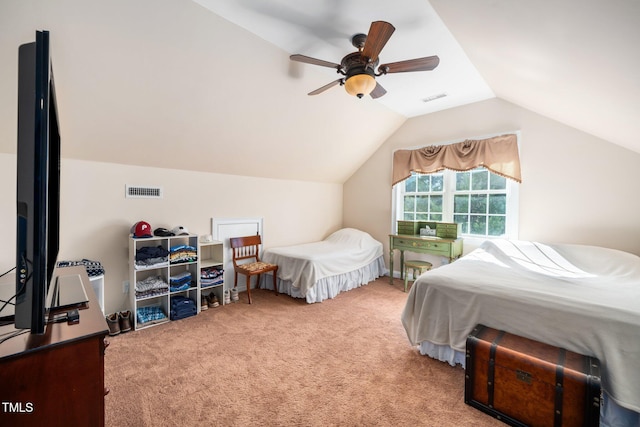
[0,267,109,426]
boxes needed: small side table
[403,260,432,292]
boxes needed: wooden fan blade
[290,54,341,70]
[379,55,440,74]
[308,79,343,96]
[362,21,395,62]
[370,82,387,99]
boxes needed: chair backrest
[229,235,262,266]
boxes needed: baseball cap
[154,227,175,237]
[172,226,189,236]
[131,221,153,238]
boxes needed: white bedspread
[401,239,640,413]
[262,228,384,298]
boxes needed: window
[402,173,444,222]
[394,168,519,239]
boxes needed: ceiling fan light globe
[344,73,376,98]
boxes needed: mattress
[261,228,385,302]
[401,239,640,415]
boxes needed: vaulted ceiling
[1,0,638,184]
[431,0,640,154]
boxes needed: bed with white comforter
[401,239,640,426]
[260,228,386,303]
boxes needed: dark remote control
[67,309,80,323]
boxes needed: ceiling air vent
[126,185,163,199]
[422,92,447,103]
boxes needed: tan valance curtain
[392,133,522,186]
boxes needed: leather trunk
[465,324,601,427]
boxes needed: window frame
[392,168,519,240]
[400,173,445,222]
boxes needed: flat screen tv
[14,30,60,334]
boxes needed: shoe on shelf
[106,313,120,336]
[119,310,132,333]
[223,289,231,305]
[201,294,209,310]
[208,294,219,308]
[230,288,239,303]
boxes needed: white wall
[344,98,640,271]
[0,154,342,315]
[0,0,403,184]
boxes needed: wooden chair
[229,235,278,304]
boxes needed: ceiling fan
[290,21,440,99]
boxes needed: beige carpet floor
[104,277,501,426]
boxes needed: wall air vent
[126,185,163,199]
[422,93,448,103]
